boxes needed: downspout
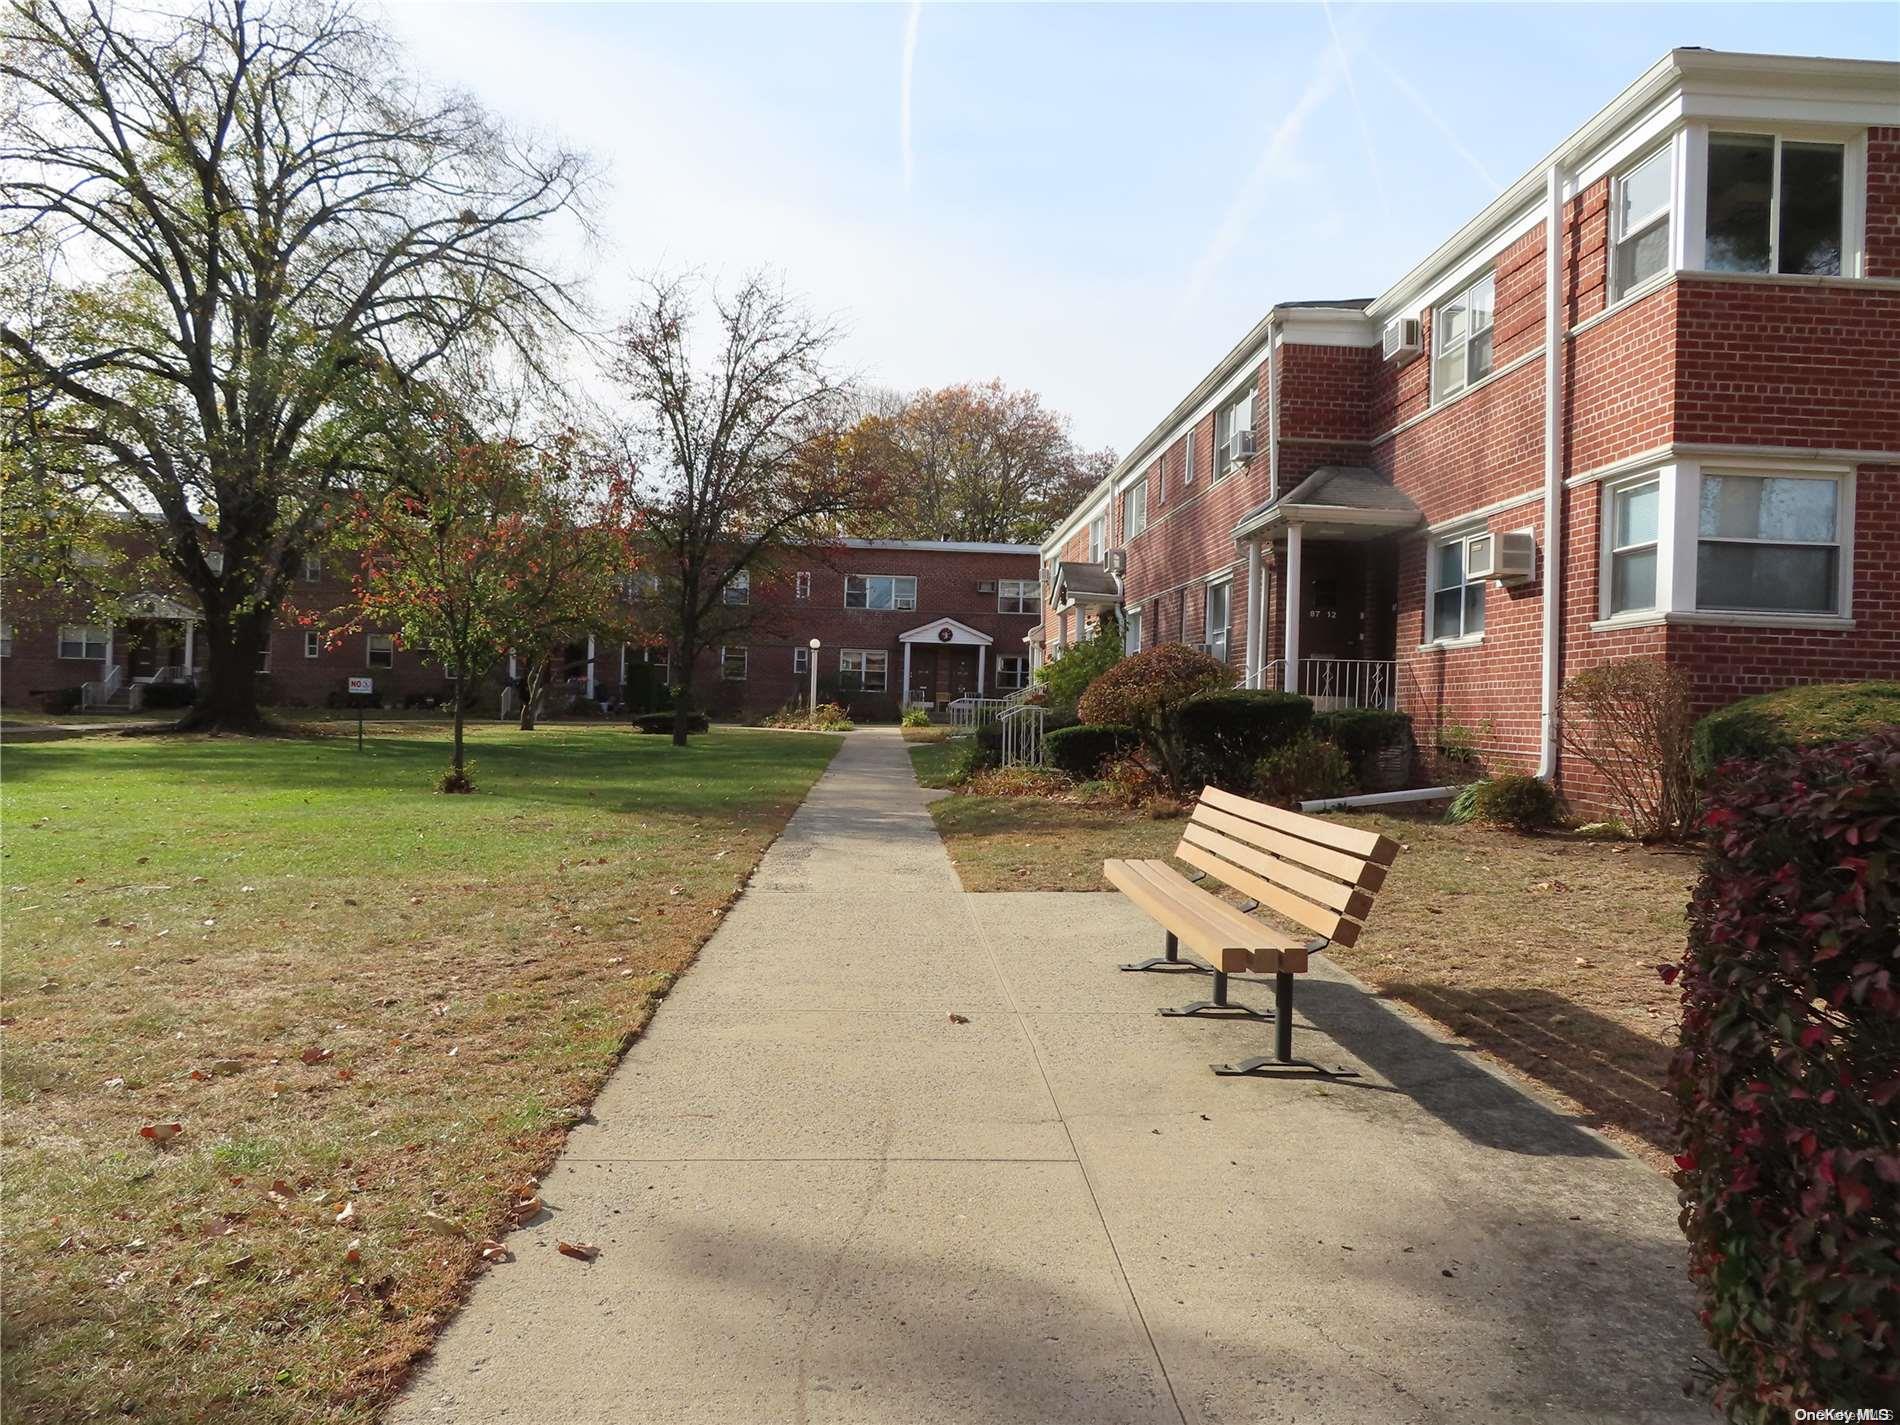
[1536,162,1566,780]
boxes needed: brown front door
[943,648,976,702]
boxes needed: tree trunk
[451,690,467,774]
[670,639,698,746]
[517,658,543,731]
[174,604,271,733]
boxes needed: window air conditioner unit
[1230,429,1256,464]
[1466,530,1535,584]
[1102,548,1127,574]
[1382,316,1422,362]
[977,580,996,593]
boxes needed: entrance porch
[899,617,993,712]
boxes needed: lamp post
[808,638,820,712]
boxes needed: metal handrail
[81,664,123,709]
[999,702,1047,768]
[947,696,1008,733]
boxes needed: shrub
[40,687,83,714]
[1691,680,1900,779]
[1668,732,1900,1418]
[1443,781,1482,825]
[763,701,854,732]
[1466,772,1559,830]
[1076,643,1235,791]
[435,761,475,794]
[1034,620,1125,716]
[899,705,932,728]
[632,711,709,735]
[1253,734,1353,807]
[1313,708,1413,786]
[1177,691,1313,791]
[1560,657,1697,839]
[139,681,196,710]
[1043,723,1142,779]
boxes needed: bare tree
[612,271,880,746]
[0,0,593,729]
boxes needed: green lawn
[906,735,961,789]
[0,724,839,1423]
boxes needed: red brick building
[1037,49,1900,811]
[0,535,1039,722]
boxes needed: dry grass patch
[0,724,838,1423]
[930,795,1695,1163]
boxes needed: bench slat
[1198,786,1401,865]
[1179,823,1379,918]
[1104,858,1303,973]
[1174,840,1357,947]
[1190,803,1372,885]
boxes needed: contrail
[1322,1,1391,228]
[901,2,922,190]
[1364,45,1503,192]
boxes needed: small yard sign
[347,676,374,695]
[347,676,373,750]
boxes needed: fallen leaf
[300,1046,333,1065]
[267,1180,297,1205]
[344,1238,362,1265]
[947,1013,970,1025]
[478,1238,511,1263]
[556,1241,598,1262]
[188,1069,208,1082]
[139,1122,183,1145]
[336,1068,354,1082]
[334,1199,356,1226]
[224,1254,255,1274]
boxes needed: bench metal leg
[1213,972,1359,1077]
[1160,969,1266,1019]
[1121,931,1201,974]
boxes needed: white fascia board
[1278,309,1378,347]
[838,538,1040,555]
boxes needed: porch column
[902,642,912,705]
[1282,524,1302,694]
[975,645,985,697]
[619,643,627,683]
[585,635,596,699]
[103,621,114,679]
[183,620,195,672]
[1244,540,1263,688]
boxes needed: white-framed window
[57,624,107,659]
[1612,145,1673,301]
[1604,476,1662,617]
[720,646,747,681]
[1125,477,1148,539]
[995,654,1028,691]
[302,554,322,583]
[1123,606,1142,655]
[366,633,394,668]
[795,571,811,602]
[304,631,321,659]
[1183,429,1195,486]
[1706,133,1844,277]
[997,578,1037,614]
[1431,272,1495,402]
[793,646,809,675]
[839,648,887,692]
[1214,384,1254,475]
[1696,472,1842,615]
[1204,580,1231,663]
[723,569,750,606]
[1427,532,1487,642]
[844,574,916,611]
[1087,515,1106,564]
[0,622,11,657]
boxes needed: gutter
[1300,785,1465,814]
[1537,162,1566,780]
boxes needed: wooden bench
[1104,786,1402,1074]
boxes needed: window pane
[1620,147,1671,231]
[1697,543,1837,612]
[866,578,892,610]
[1706,134,1773,273]
[1699,475,1836,542]
[1467,326,1493,383]
[1611,548,1658,614]
[1463,580,1486,635]
[1433,345,1464,397]
[1614,220,1670,295]
[1436,293,1468,350]
[1435,541,1464,589]
[1778,142,1843,276]
[1432,587,1463,639]
[1614,481,1659,547]
[1467,275,1494,333]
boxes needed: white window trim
[1213,388,1254,478]
[302,555,322,583]
[1429,272,1496,406]
[58,624,109,660]
[1586,457,1856,631]
[839,648,888,693]
[997,578,1037,615]
[0,622,12,657]
[304,631,321,659]
[1610,142,1674,305]
[723,569,750,606]
[1684,124,1868,280]
[793,647,809,675]
[994,654,1028,692]
[366,633,394,668]
[1183,429,1194,486]
[1087,516,1106,564]
[1126,477,1148,539]
[1423,527,1489,647]
[1203,576,1233,661]
[1598,472,1665,622]
[794,571,811,602]
[843,574,918,612]
[1123,605,1142,655]
[720,646,748,681]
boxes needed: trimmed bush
[632,711,709,735]
[899,705,932,728]
[1691,680,1900,779]
[763,701,854,731]
[1177,690,1314,791]
[40,687,83,715]
[1043,723,1142,779]
[1077,643,1235,792]
[1669,731,1900,1418]
[1468,772,1559,830]
[1312,708,1412,786]
[139,681,196,710]
[1253,734,1353,807]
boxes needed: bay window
[1696,473,1841,615]
[1706,133,1844,276]
[1428,533,1487,642]
[1612,146,1672,300]
[1431,273,1494,402]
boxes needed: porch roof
[1050,560,1121,607]
[1233,466,1422,543]
[898,616,992,646]
[124,592,201,621]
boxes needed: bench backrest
[1174,786,1401,949]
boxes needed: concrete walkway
[394,729,1708,1425]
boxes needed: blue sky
[383,2,1898,455]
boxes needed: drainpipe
[1537,162,1566,780]
[1266,315,1281,502]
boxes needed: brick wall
[1866,128,1900,279]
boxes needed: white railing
[81,664,123,709]
[948,696,1008,733]
[1002,683,1035,708]
[1238,658,1394,709]
[999,702,1047,768]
